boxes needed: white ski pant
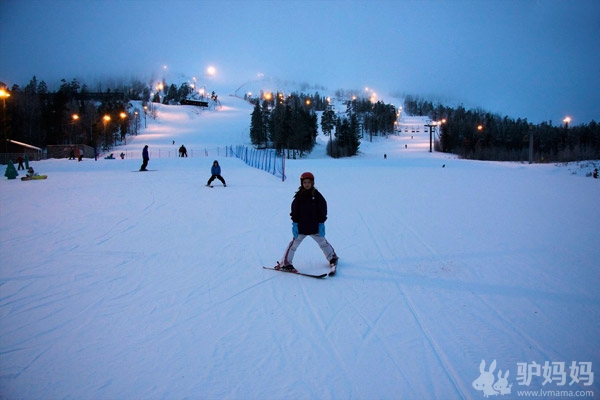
[281,234,336,266]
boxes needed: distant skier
[179,145,188,157]
[140,145,149,171]
[277,172,338,273]
[206,160,226,187]
[594,168,598,179]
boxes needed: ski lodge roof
[6,139,42,151]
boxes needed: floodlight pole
[528,126,534,164]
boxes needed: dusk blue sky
[1,0,598,124]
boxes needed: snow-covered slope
[1,96,599,399]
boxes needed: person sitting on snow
[26,167,38,178]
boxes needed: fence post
[282,155,286,181]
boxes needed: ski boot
[329,257,338,276]
[274,262,297,273]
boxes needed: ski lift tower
[424,120,437,153]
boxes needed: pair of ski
[263,261,337,279]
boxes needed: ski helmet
[300,172,314,183]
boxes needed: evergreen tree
[321,107,335,139]
[177,83,191,102]
[328,114,360,158]
[266,93,318,157]
[4,160,18,179]
[164,84,178,104]
[250,102,267,147]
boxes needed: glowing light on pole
[120,112,127,144]
[71,114,79,144]
[103,115,111,149]
[0,89,9,153]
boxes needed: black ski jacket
[290,189,328,235]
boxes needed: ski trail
[2,344,54,379]
[358,211,467,398]
[297,279,354,393]
[332,283,415,386]
[476,293,564,362]
[403,222,454,272]
[212,275,278,307]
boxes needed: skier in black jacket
[278,172,338,273]
[140,145,149,171]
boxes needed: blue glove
[292,222,299,239]
[318,223,325,237]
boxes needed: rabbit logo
[472,359,512,397]
[493,370,512,395]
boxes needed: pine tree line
[154,80,195,104]
[324,97,396,158]
[404,96,600,162]
[1,76,135,150]
[0,76,204,152]
[249,92,318,158]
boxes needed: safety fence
[229,145,286,181]
[114,146,232,160]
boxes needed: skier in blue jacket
[278,172,338,273]
[206,160,227,187]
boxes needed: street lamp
[71,114,79,144]
[0,89,10,153]
[563,116,571,128]
[0,89,10,103]
[120,112,127,144]
[103,115,111,149]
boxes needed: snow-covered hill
[1,96,599,399]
